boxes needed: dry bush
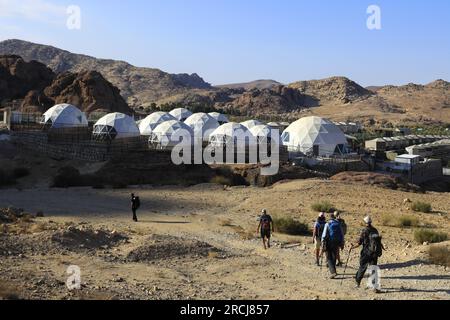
[414,229,448,244]
[273,217,310,236]
[428,245,450,267]
[411,201,432,213]
[311,201,336,213]
[382,215,420,228]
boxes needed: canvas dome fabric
[241,119,263,130]
[139,112,176,135]
[249,124,275,143]
[93,112,140,141]
[281,116,347,156]
[169,108,193,122]
[149,120,194,147]
[209,122,256,147]
[184,113,220,142]
[208,112,229,125]
[41,104,88,128]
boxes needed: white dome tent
[249,124,274,144]
[93,113,140,141]
[209,122,256,147]
[139,112,176,136]
[41,104,88,128]
[184,113,220,142]
[241,119,263,130]
[169,108,193,122]
[281,116,347,156]
[208,112,229,125]
[149,120,194,148]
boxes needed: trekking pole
[340,246,353,286]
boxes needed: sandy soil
[0,180,449,300]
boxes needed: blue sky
[0,0,449,86]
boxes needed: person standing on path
[312,212,326,266]
[131,193,140,222]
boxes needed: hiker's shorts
[314,238,322,250]
[261,229,271,239]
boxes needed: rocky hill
[0,54,131,114]
[0,55,54,102]
[0,39,211,106]
[215,80,282,90]
[1,39,449,125]
[21,70,131,114]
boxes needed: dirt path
[0,180,449,300]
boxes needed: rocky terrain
[0,54,131,114]
[21,70,131,114]
[1,39,449,125]
[0,178,448,300]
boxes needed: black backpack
[367,229,383,258]
[135,197,141,209]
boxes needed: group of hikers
[131,195,384,289]
[257,209,385,289]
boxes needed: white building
[41,104,88,129]
[93,113,140,141]
[169,108,193,122]
[281,116,347,156]
[149,120,194,148]
[184,113,220,142]
[139,112,176,136]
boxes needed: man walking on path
[312,212,326,266]
[257,209,274,250]
[334,211,347,266]
[131,193,140,222]
[321,212,345,278]
[351,216,385,290]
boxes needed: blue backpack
[328,220,344,243]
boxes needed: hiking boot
[330,273,338,279]
[316,260,320,267]
[336,262,343,267]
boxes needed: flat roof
[396,154,421,159]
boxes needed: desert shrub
[411,201,432,213]
[0,169,15,186]
[414,229,448,244]
[210,175,232,186]
[311,201,336,213]
[52,166,84,188]
[13,167,30,179]
[382,215,420,228]
[428,246,450,267]
[273,217,311,236]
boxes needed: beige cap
[364,216,372,224]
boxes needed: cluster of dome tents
[39,104,349,157]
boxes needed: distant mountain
[1,39,449,125]
[0,39,211,107]
[215,80,282,90]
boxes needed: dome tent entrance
[139,112,176,136]
[149,120,194,148]
[184,113,220,142]
[93,113,140,141]
[41,104,88,129]
[281,116,347,156]
[169,108,193,122]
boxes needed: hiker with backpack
[131,193,141,222]
[334,211,348,266]
[351,216,385,288]
[312,212,326,266]
[321,212,345,279]
[257,209,274,250]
